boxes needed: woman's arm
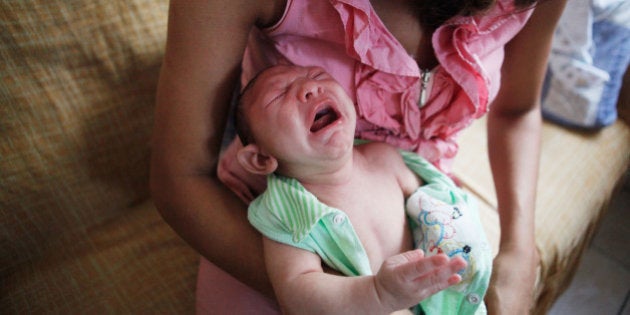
[149,0,285,297]
[485,0,567,313]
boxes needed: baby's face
[244,65,356,169]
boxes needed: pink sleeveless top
[241,0,533,172]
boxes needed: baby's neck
[295,149,366,200]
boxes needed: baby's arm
[263,237,466,315]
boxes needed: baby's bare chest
[339,176,414,271]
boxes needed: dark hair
[417,0,538,30]
[235,68,268,146]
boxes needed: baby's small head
[234,64,357,177]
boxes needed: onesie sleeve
[248,173,373,276]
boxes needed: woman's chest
[369,0,438,69]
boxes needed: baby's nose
[298,80,323,102]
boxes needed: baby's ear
[236,144,278,175]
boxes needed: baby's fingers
[413,255,467,296]
[388,250,453,280]
[374,251,468,311]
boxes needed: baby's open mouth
[310,106,340,133]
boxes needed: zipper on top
[419,68,434,108]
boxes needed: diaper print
[409,191,477,291]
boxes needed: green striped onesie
[248,150,491,314]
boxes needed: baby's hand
[373,249,467,312]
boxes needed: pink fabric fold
[332,0,420,76]
[338,0,532,171]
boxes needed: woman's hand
[485,247,539,315]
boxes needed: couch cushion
[1,201,198,314]
[453,117,630,313]
[0,0,168,271]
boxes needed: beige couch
[2,1,629,314]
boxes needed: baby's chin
[319,134,354,159]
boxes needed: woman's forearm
[150,63,275,296]
[487,108,541,251]
[148,0,284,298]
[487,0,567,251]
[150,64,272,294]
[150,168,275,297]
